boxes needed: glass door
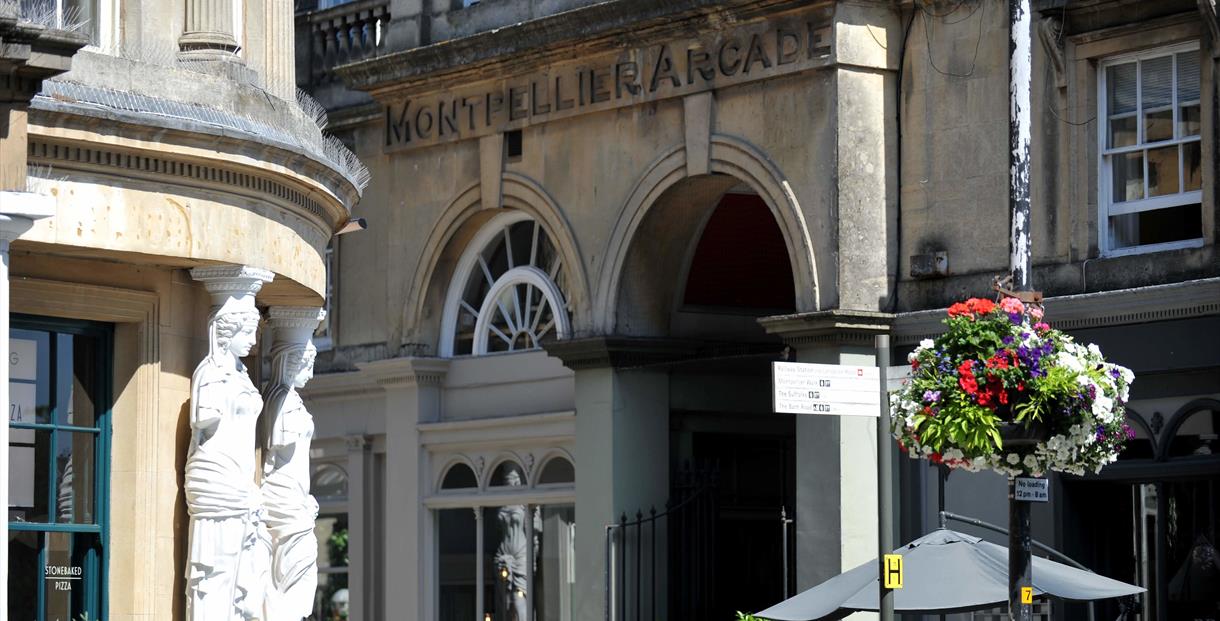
[8,317,110,621]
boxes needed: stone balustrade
[298,0,389,87]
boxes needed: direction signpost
[772,335,899,621]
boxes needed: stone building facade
[298,0,1219,620]
[2,1,362,620]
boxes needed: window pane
[441,463,479,490]
[1109,115,1138,148]
[1111,151,1144,202]
[1184,141,1202,191]
[1144,108,1173,143]
[1107,63,1137,115]
[312,464,349,502]
[8,530,39,620]
[1165,407,1218,458]
[44,531,83,621]
[486,505,528,621]
[315,513,350,620]
[10,430,50,524]
[11,330,52,424]
[1147,145,1180,197]
[439,508,477,621]
[489,461,526,488]
[534,505,576,621]
[1179,104,1200,137]
[67,332,100,429]
[55,430,96,524]
[538,458,575,485]
[1177,51,1200,102]
[1109,203,1202,249]
[1141,55,1172,109]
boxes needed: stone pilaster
[179,0,242,60]
[263,0,295,100]
[759,310,893,616]
[356,356,450,620]
[544,337,675,621]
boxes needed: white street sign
[773,362,881,416]
[1014,477,1049,503]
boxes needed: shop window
[311,464,350,620]
[1099,44,1204,255]
[434,455,576,621]
[1164,405,1218,458]
[441,212,572,356]
[9,318,111,621]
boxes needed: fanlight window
[311,463,349,503]
[537,456,575,485]
[442,212,572,356]
[440,462,479,490]
[488,460,527,488]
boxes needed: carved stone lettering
[382,9,834,150]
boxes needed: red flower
[957,360,978,394]
[947,302,972,318]
[929,452,943,464]
[911,359,920,370]
[967,298,997,315]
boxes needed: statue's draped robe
[262,389,319,621]
[185,359,264,621]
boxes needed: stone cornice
[543,336,782,370]
[339,0,831,97]
[357,356,452,388]
[891,277,1220,345]
[299,369,379,402]
[26,120,352,234]
[758,309,895,346]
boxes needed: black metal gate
[605,466,718,621]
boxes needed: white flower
[1007,453,1020,465]
[1023,454,1039,470]
[1092,395,1115,421]
[1088,343,1103,358]
[1057,352,1085,373]
[918,338,935,351]
[907,351,919,363]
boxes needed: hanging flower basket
[891,296,1135,477]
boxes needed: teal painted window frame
[10,315,112,621]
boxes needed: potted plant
[891,296,1135,477]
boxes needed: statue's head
[213,310,261,358]
[503,468,522,487]
[293,340,318,388]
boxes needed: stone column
[759,311,892,621]
[264,0,295,100]
[545,337,683,621]
[180,0,242,60]
[357,356,450,621]
[345,434,372,621]
[0,192,54,621]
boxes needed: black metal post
[876,335,895,621]
[1009,480,1033,620]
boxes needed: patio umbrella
[756,528,1144,620]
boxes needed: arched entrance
[611,173,801,618]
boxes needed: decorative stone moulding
[191,265,276,303]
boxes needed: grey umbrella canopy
[756,529,1144,620]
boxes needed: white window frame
[1097,41,1205,256]
[420,413,576,621]
[439,211,571,357]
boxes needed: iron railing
[606,466,718,621]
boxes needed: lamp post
[1007,0,1035,620]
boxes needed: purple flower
[1009,313,1022,324]
[1122,424,1135,440]
[923,390,942,403]
[1002,335,1015,345]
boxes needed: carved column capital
[268,306,326,345]
[190,265,275,309]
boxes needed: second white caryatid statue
[186,266,275,621]
[261,307,326,621]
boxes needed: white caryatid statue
[186,265,274,621]
[261,307,325,621]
